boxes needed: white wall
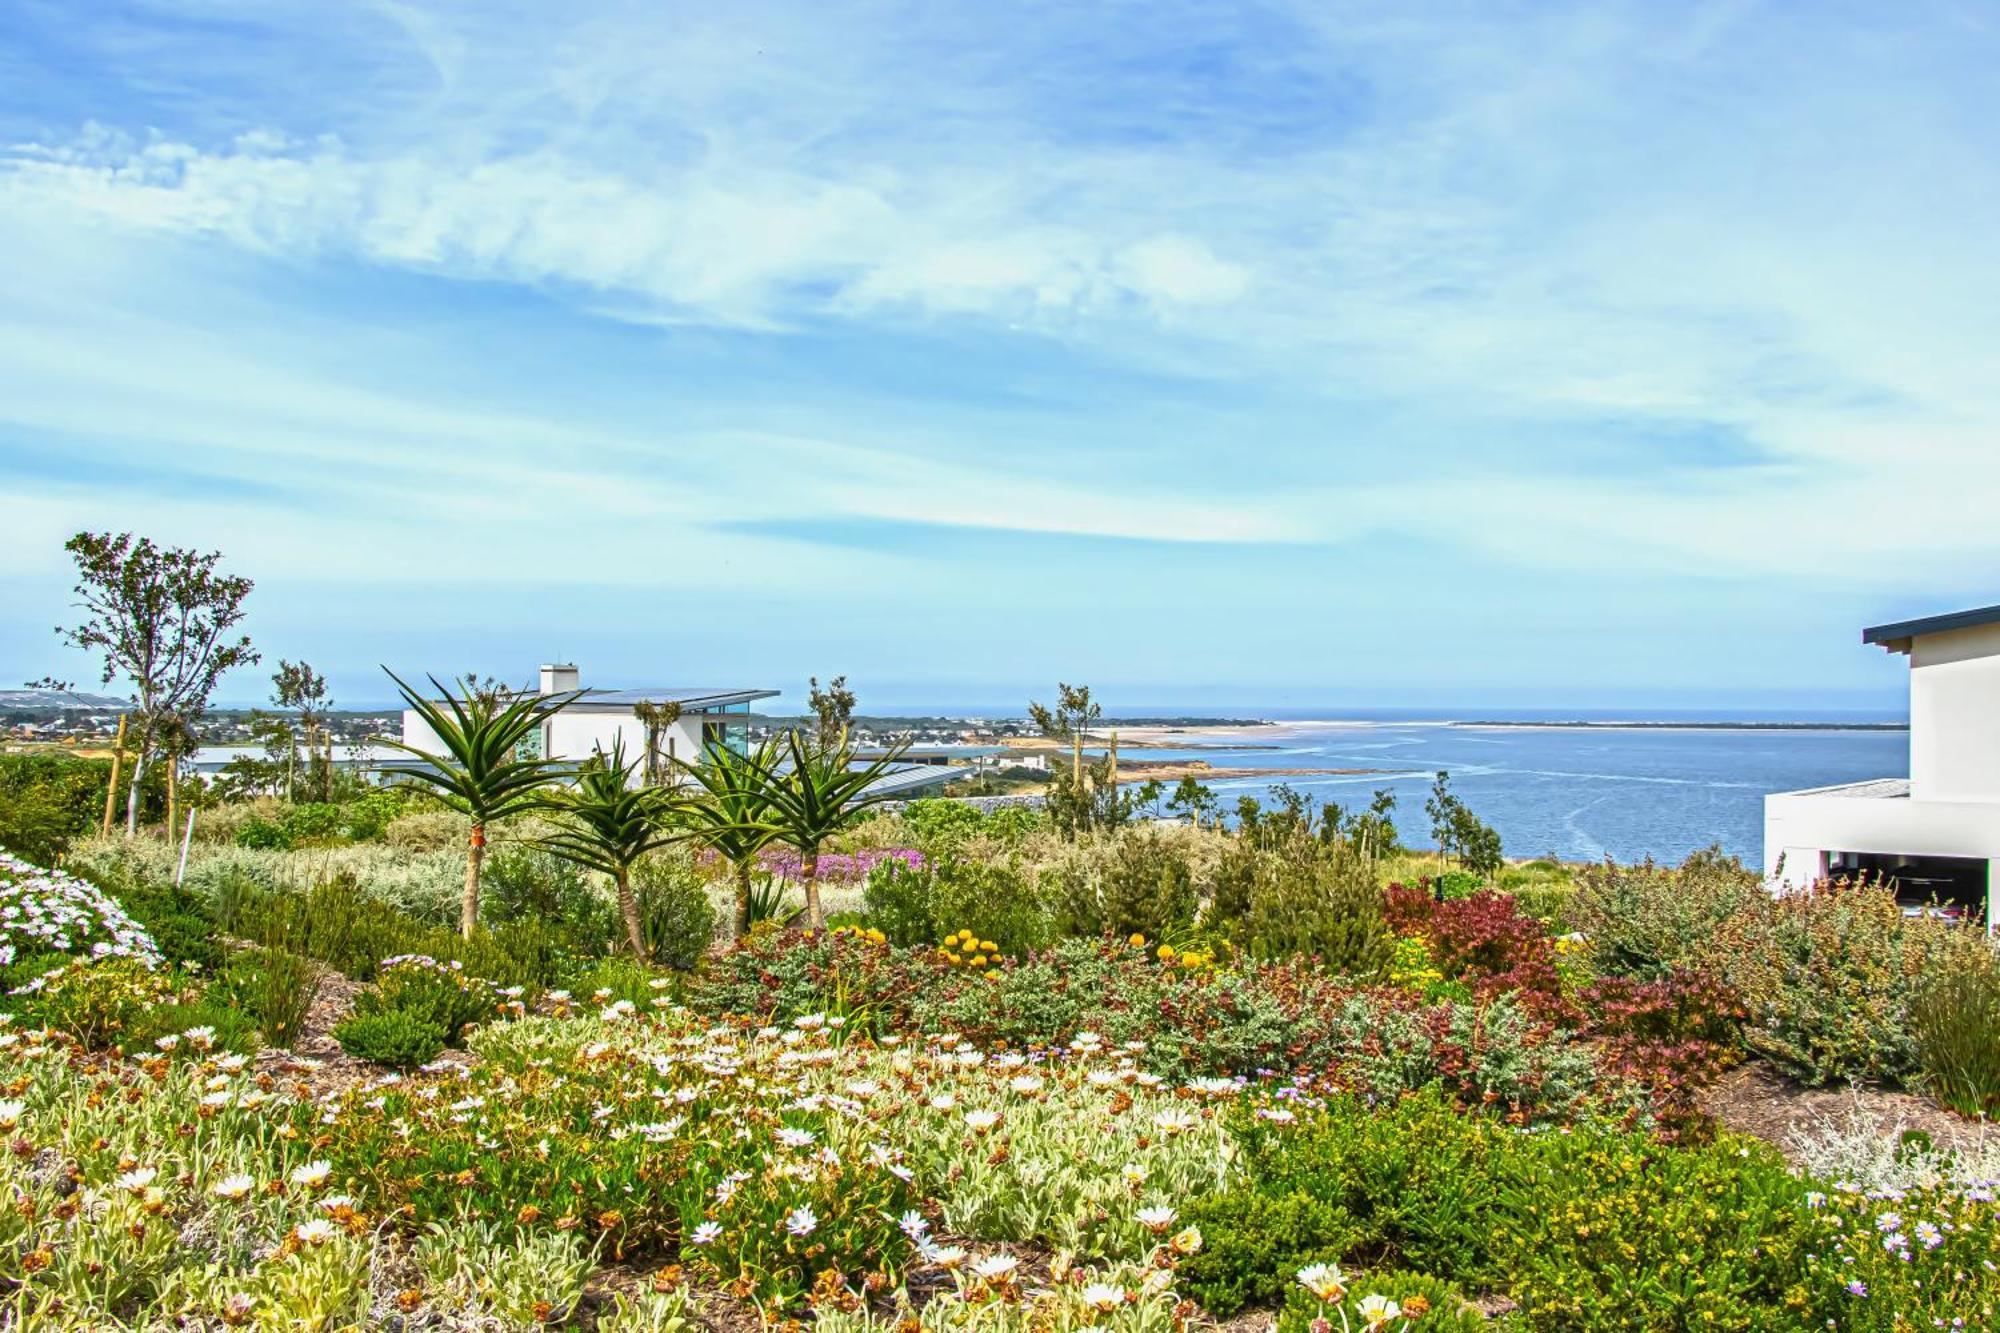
[399,705,713,785]
[1910,623,2000,802]
[1763,785,2000,927]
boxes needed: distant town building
[1764,604,2000,930]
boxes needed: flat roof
[570,688,779,711]
[1863,603,2000,652]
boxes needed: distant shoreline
[1446,719,1907,732]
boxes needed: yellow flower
[1128,933,1146,948]
[979,940,998,954]
[970,955,988,968]
[1157,945,1176,961]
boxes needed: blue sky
[2,1,1995,713]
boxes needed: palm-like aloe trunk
[615,867,647,959]
[462,824,486,939]
[803,846,823,930]
[734,860,753,938]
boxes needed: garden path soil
[1701,1062,1993,1161]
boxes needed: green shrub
[1717,879,1979,1085]
[1493,1126,1812,1331]
[121,997,261,1056]
[863,855,1049,953]
[27,957,178,1049]
[1435,870,1485,900]
[230,877,407,980]
[1276,1270,1486,1333]
[480,845,616,953]
[633,853,719,969]
[232,816,293,850]
[352,955,507,1044]
[1209,838,1391,973]
[209,946,318,1049]
[1569,846,1760,981]
[101,875,224,973]
[899,798,986,850]
[1178,1189,1361,1315]
[1047,830,1198,940]
[1182,1088,1513,1315]
[0,753,165,861]
[333,1008,447,1069]
[1911,945,2000,1115]
[564,954,671,1010]
[337,789,406,841]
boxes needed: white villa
[1763,604,2000,929]
[400,664,778,779]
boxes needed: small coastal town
[5,4,1999,1330]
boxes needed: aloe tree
[671,737,784,938]
[760,729,911,929]
[538,738,679,959]
[377,670,579,938]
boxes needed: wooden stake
[101,714,127,839]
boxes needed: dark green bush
[481,846,616,953]
[101,872,225,964]
[333,1008,447,1069]
[633,854,719,969]
[232,817,293,850]
[1181,1087,1513,1315]
[1178,1189,1361,1315]
[0,754,168,861]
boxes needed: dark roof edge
[1863,603,2000,648]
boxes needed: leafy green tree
[52,532,259,835]
[1027,682,1100,787]
[670,737,785,938]
[807,675,856,748]
[1167,777,1218,827]
[1425,771,1459,874]
[377,670,579,938]
[538,738,680,959]
[272,661,334,802]
[757,728,911,928]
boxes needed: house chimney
[540,663,580,696]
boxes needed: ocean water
[1110,718,1909,866]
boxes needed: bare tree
[53,533,258,835]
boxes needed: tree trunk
[616,868,648,960]
[462,823,486,939]
[102,715,127,839]
[166,761,179,859]
[733,861,752,939]
[803,847,823,930]
[125,749,146,837]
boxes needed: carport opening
[1828,850,1989,926]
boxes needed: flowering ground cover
[9,818,2000,1330]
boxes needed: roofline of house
[1863,603,2000,653]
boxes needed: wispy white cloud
[2,0,1998,696]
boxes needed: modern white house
[399,664,778,782]
[1763,604,2000,929]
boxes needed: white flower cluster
[0,847,161,979]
